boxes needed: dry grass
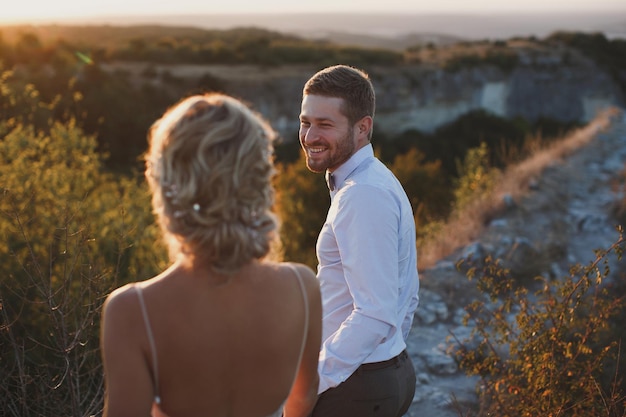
[405,37,542,67]
[417,107,621,271]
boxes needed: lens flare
[75,51,93,65]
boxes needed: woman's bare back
[103,260,319,417]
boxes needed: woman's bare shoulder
[288,262,317,281]
[263,261,315,281]
[103,283,140,319]
[275,262,320,301]
[105,265,176,309]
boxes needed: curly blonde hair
[145,93,278,273]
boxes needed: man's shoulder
[337,178,400,213]
[348,158,398,188]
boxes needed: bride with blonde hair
[101,93,321,417]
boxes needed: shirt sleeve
[401,287,419,340]
[318,184,401,393]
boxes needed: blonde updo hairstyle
[145,93,278,273]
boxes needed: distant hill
[299,30,463,51]
[9,11,625,44]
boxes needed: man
[299,64,419,416]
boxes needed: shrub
[273,153,329,269]
[443,49,519,73]
[453,142,501,212]
[452,230,626,416]
[389,147,453,227]
[0,117,165,416]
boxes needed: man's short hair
[303,65,375,129]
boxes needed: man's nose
[302,126,318,144]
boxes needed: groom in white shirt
[299,64,420,417]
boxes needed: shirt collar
[326,143,374,194]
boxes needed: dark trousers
[310,350,416,417]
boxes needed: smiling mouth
[308,147,327,154]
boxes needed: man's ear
[356,116,373,139]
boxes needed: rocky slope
[103,40,625,139]
[224,54,624,136]
[374,44,624,134]
[403,108,626,416]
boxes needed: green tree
[0,69,56,132]
[273,154,328,269]
[453,142,501,211]
[0,81,166,415]
[416,110,529,176]
[389,147,452,229]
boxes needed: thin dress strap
[288,264,309,379]
[135,285,162,405]
[265,264,310,417]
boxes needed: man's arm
[318,185,401,393]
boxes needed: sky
[2,0,626,24]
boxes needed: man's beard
[305,127,355,173]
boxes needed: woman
[101,93,321,417]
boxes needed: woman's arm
[101,286,155,417]
[283,264,322,417]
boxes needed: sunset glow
[2,0,625,24]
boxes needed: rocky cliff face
[374,58,622,134]
[107,41,624,140]
[216,46,624,138]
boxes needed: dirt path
[405,108,626,416]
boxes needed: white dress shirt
[316,144,420,394]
